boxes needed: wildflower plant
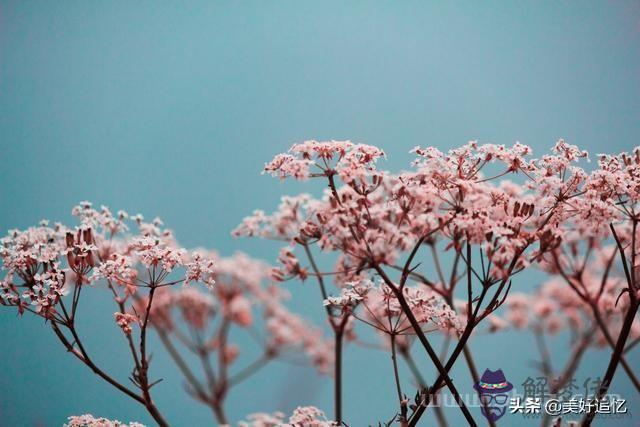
[2,140,639,426]
[0,200,332,426]
[235,139,640,426]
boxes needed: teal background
[0,1,638,426]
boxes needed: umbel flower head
[239,405,337,427]
[64,414,144,427]
[0,202,220,320]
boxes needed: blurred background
[0,1,638,426]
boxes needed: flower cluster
[239,406,336,427]
[114,312,139,335]
[270,247,308,282]
[324,279,461,336]
[239,140,588,292]
[0,223,68,317]
[93,254,138,292]
[232,195,315,242]
[264,139,384,185]
[0,202,219,320]
[184,252,216,289]
[64,414,144,427]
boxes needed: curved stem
[51,321,144,404]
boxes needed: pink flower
[114,312,138,335]
[323,279,373,309]
[288,406,336,426]
[228,295,253,327]
[128,237,186,273]
[240,406,336,427]
[238,411,286,427]
[223,343,240,364]
[264,304,333,374]
[93,254,137,288]
[263,154,313,180]
[232,195,313,241]
[271,247,308,282]
[263,140,385,187]
[486,315,509,333]
[64,414,144,427]
[184,251,216,289]
[175,287,215,330]
[0,224,65,271]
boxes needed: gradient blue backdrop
[1,1,638,426]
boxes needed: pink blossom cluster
[240,139,638,301]
[239,406,336,427]
[324,279,461,337]
[0,202,218,322]
[114,312,139,335]
[238,140,582,289]
[0,222,68,316]
[263,139,384,184]
[263,300,333,374]
[64,414,144,427]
